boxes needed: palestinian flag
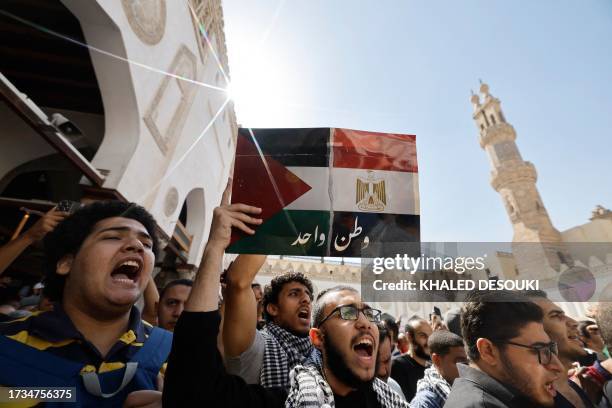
[227,127,420,257]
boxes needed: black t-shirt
[390,354,427,402]
[335,386,381,408]
[164,311,287,408]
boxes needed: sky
[221,0,612,243]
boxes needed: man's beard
[499,350,552,407]
[412,340,430,361]
[324,333,374,390]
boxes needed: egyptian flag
[227,128,419,257]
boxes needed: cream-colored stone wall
[562,219,612,243]
[60,0,236,264]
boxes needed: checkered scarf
[285,361,409,408]
[415,366,451,402]
[260,322,313,389]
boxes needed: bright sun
[225,54,289,126]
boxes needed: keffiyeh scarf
[260,322,313,389]
[285,361,408,408]
[415,366,451,402]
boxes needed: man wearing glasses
[445,290,562,408]
[163,191,408,407]
[286,286,409,407]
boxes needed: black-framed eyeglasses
[497,341,558,365]
[317,305,382,327]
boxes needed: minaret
[471,82,568,277]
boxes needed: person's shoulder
[446,377,506,408]
[411,388,443,408]
[0,310,45,336]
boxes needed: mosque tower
[471,81,569,277]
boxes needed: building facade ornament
[121,0,167,45]
[164,187,179,216]
[591,205,612,221]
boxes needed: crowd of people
[1,184,612,407]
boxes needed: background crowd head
[376,323,393,381]
[428,330,467,384]
[404,316,432,359]
[577,319,604,352]
[158,279,193,331]
[596,302,612,350]
[262,271,313,336]
[526,290,588,364]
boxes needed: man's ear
[266,303,278,319]
[431,352,441,367]
[56,255,74,276]
[310,328,324,350]
[476,338,498,366]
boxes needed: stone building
[471,82,612,315]
[0,0,235,283]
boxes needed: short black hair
[405,316,427,340]
[597,303,612,348]
[159,279,193,301]
[523,289,549,300]
[428,330,464,356]
[577,320,597,339]
[312,285,358,327]
[43,201,159,301]
[461,290,543,361]
[378,322,391,344]
[381,313,399,343]
[262,272,314,322]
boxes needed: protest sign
[227,127,420,257]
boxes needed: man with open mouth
[223,254,315,389]
[0,201,171,406]
[527,291,595,408]
[286,285,409,407]
[445,290,563,408]
[163,184,408,407]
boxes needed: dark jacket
[444,364,543,408]
[163,311,286,408]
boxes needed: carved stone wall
[257,258,361,284]
[121,0,167,45]
[189,0,231,76]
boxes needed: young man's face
[318,291,379,387]
[433,346,467,384]
[408,320,432,358]
[493,322,561,407]
[61,217,155,315]
[158,284,192,331]
[375,336,392,381]
[531,298,586,362]
[267,281,312,336]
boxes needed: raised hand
[24,207,69,242]
[207,179,262,252]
